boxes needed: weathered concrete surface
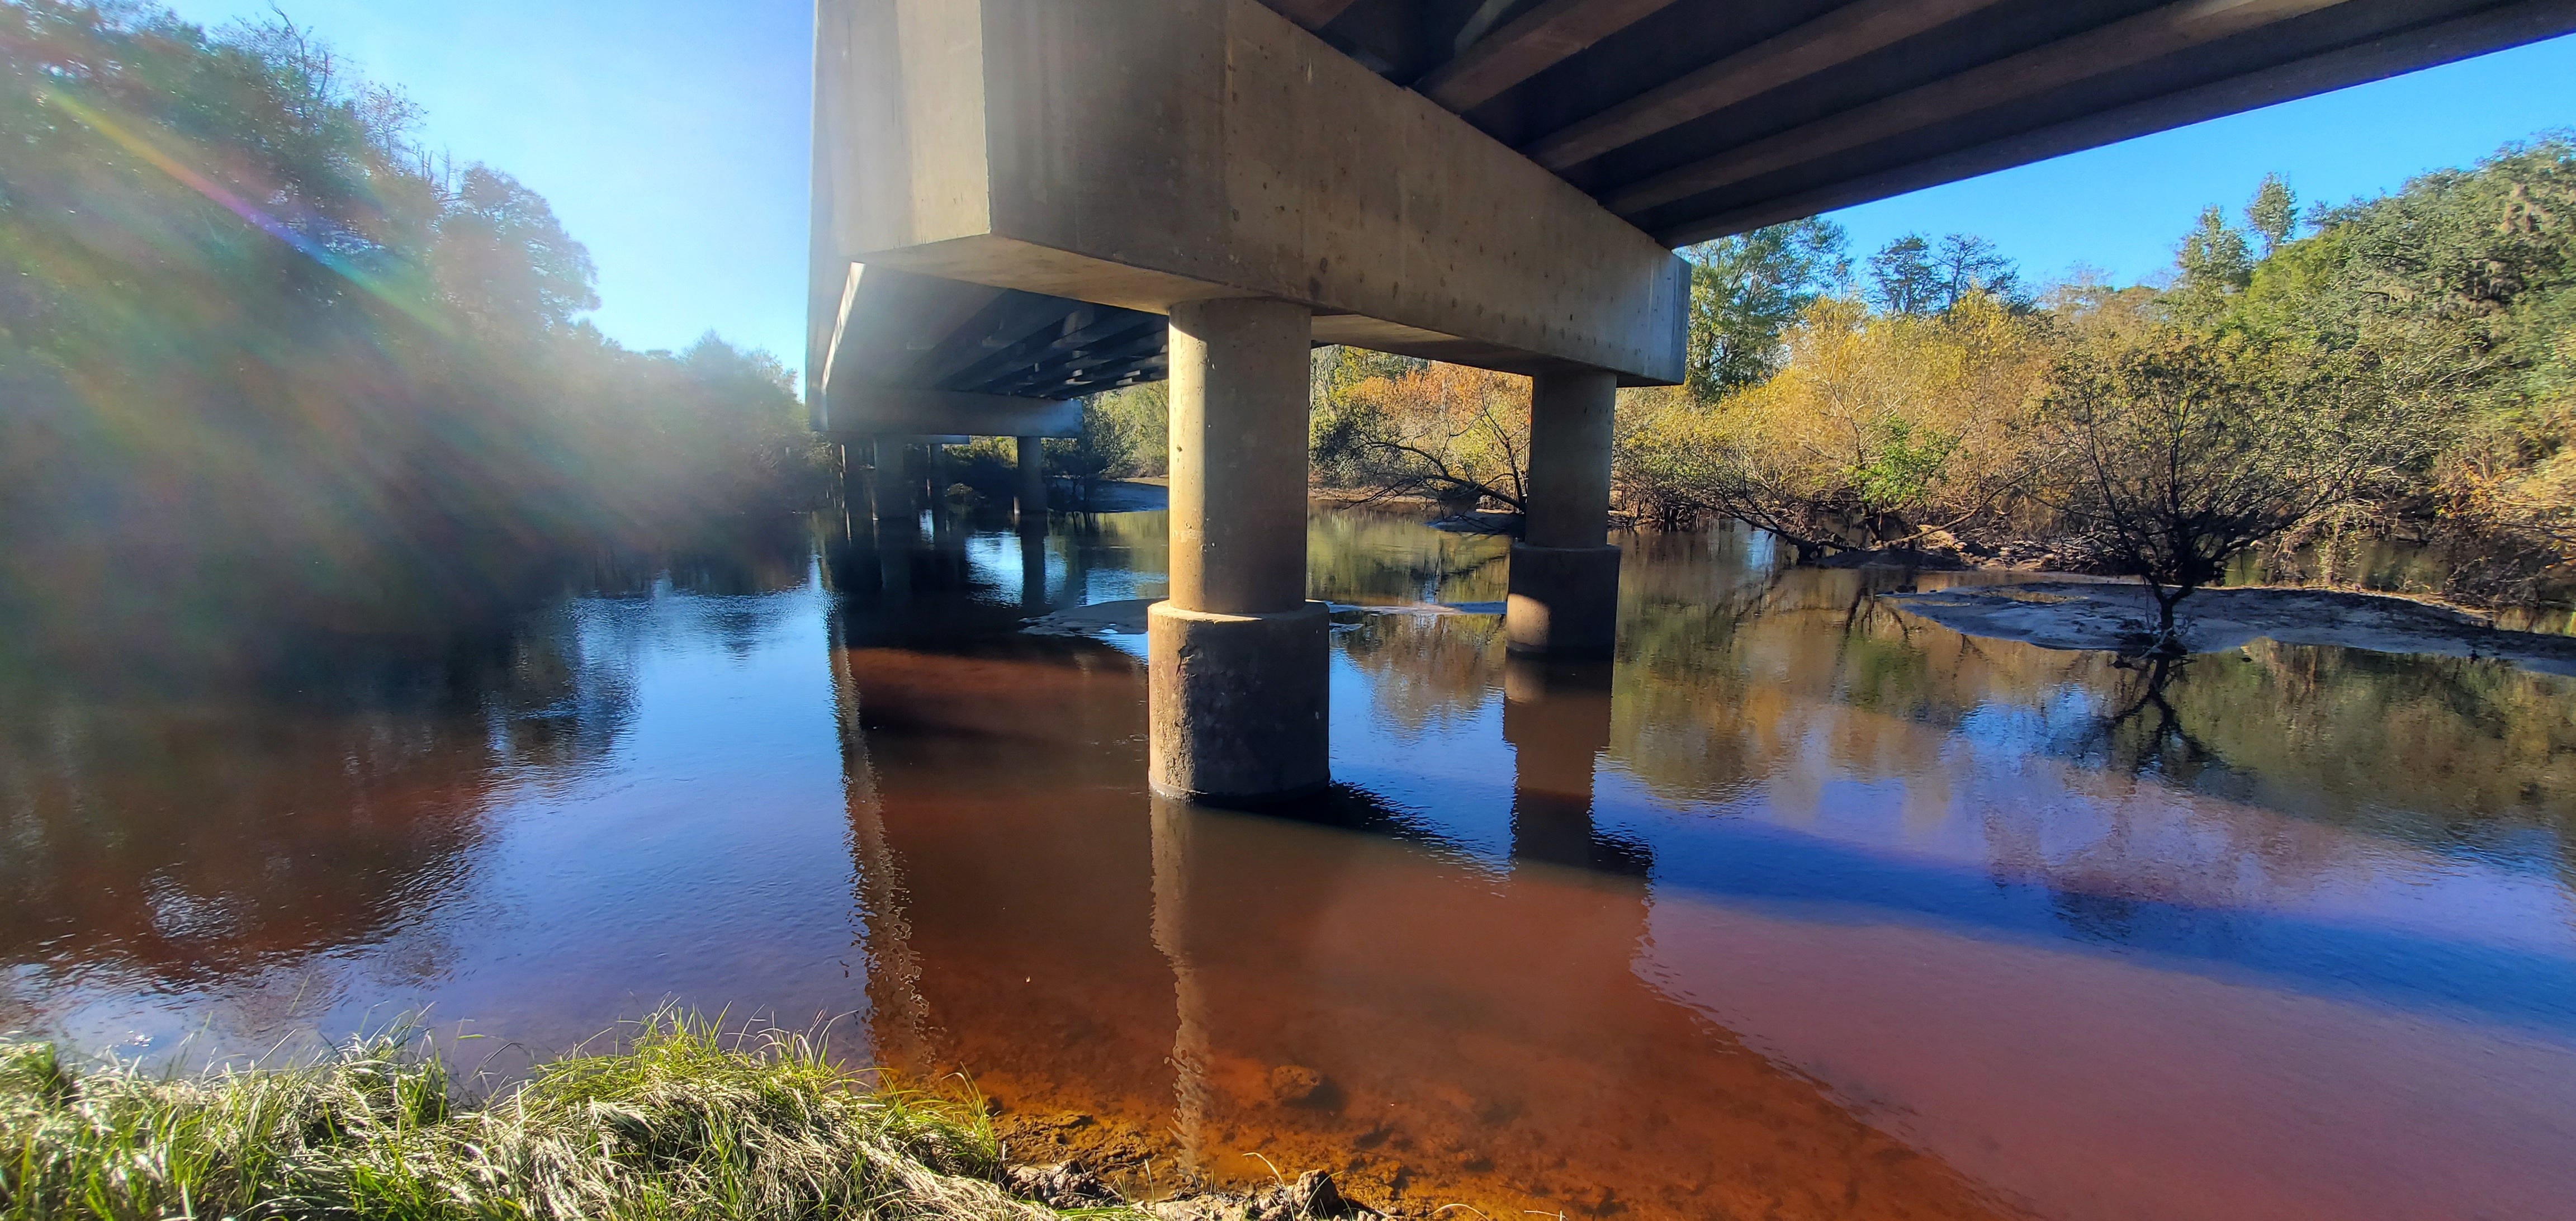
[1505,544,1622,657]
[1509,368,1620,655]
[1015,434,1047,527]
[1148,602,1332,805]
[812,0,1687,385]
[1521,370,1617,551]
[1154,297,1328,803]
[1166,299,1313,617]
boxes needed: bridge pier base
[1149,298,1328,806]
[1508,370,1622,657]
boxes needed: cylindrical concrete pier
[1508,369,1623,656]
[873,435,914,602]
[1015,434,1047,532]
[873,436,909,520]
[1149,297,1328,805]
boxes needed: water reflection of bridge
[816,518,2010,1219]
[815,510,2576,1219]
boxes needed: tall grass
[0,1014,1086,1220]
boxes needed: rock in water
[1144,1170,1380,1220]
[1267,1063,1327,1105]
[1006,1162,1123,1210]
[1279,1170,1355,1217]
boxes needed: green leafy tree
[2245,172,2298,256]
[1680,217,1848,401]
[1865,235,1936,314]
[2172,205,2255,324]
[432,165,599,335]
[1865,232,2024,316]
[1045,384,1168,494]
[2223,140,2576,601]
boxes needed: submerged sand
[1886,582,2576,676]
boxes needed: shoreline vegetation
[12,0,2572,670]
[0,1015,1379,1221]
[1072,139,2576,639]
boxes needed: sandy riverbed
[1886,581,2576,675]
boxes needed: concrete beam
[1603,0,2360,219]
[1651,0,2576,246]
[1419,0,1685,114]
[821,386,1080,439]
[1522,0,2016,173]
[1267,0,1361,30]
[821,265,1010,396]
[815,0,1687,386]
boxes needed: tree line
[1286,138,2575,638]
[11,0,2566,659]
[0,2,831,666]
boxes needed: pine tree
[2245,173,2298,257]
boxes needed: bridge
[808,0,2576,805]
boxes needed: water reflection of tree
[586,517,819,600]
[2080,643,2576,872]
[2074,655,2218,784]
[1308,508,1519,737]
[0,603,646,988]
[1334,614,1506,738]
[1305,509,1509,606]
[1615,552,2576,884]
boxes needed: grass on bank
[0,1014,1088,1220]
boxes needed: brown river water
[6,499,2576,1220]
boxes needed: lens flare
[39,87,450,335]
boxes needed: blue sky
[159,0,2576,378]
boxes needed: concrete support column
[873,435,914,603]
[872,436,910,520]
[1149,298,1328,805]
[1016,435,1048,531]
[825,440,883,599]
[1508,369,1623,656]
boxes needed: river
[4,498,2574,1220]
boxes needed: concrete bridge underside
[811,0,2576,803]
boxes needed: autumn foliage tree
[2034,325,2445,645]
[1311,359,1533,511]
[1613,140,2573,612]
[1617,292,2053,559]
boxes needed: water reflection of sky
[5,507,2575,1220]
